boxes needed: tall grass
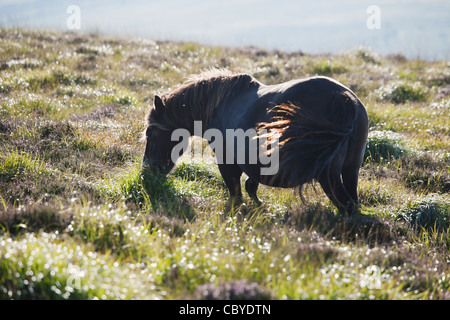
[364,130,408,163]
[0,28,449,300]
[0,150,52,182]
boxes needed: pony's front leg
[217,163,243,204]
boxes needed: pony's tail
[259,92,357,198]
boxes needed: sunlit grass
[0,231,162,299]
[1,28,449,300]
[0,150,52,182]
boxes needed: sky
[0,0,449,60]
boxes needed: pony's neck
[164,93,207,136]
[164,73,256,135]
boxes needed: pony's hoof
[225,197,244,212]
[251,197,262,206]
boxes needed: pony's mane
[148,69,255,130]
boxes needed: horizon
[0,0,449,61]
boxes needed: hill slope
[0,29,449,299]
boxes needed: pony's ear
[154,95,165,114]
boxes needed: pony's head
[142,95,181,175]
[143,70,254,174]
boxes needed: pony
[142,69,368,215]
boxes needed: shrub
[311,60,347,76]
[396,197,450,232]
[364,130,407,163]
[377,82,428,104]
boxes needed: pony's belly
[242,164,300,188]
[259,174,300,188]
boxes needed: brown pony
[143,69,368,215]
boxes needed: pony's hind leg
[318,172,356,215]
[341,164,359,204]
[318,143,356,215]
[342,124,368,206]
[245,178,261,205]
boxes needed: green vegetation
[397,196,450,232]
[310,59,348,76]
[0,29,449,300]
[377,81,429,104]
[364,130,408,162]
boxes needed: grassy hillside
[0,28,449,300]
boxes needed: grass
[0,150,52,182]
[376,81,429,104]
[310,59,348,76]
[0,28,449,300]
[364,130,408,163]
[396,196,450,232]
